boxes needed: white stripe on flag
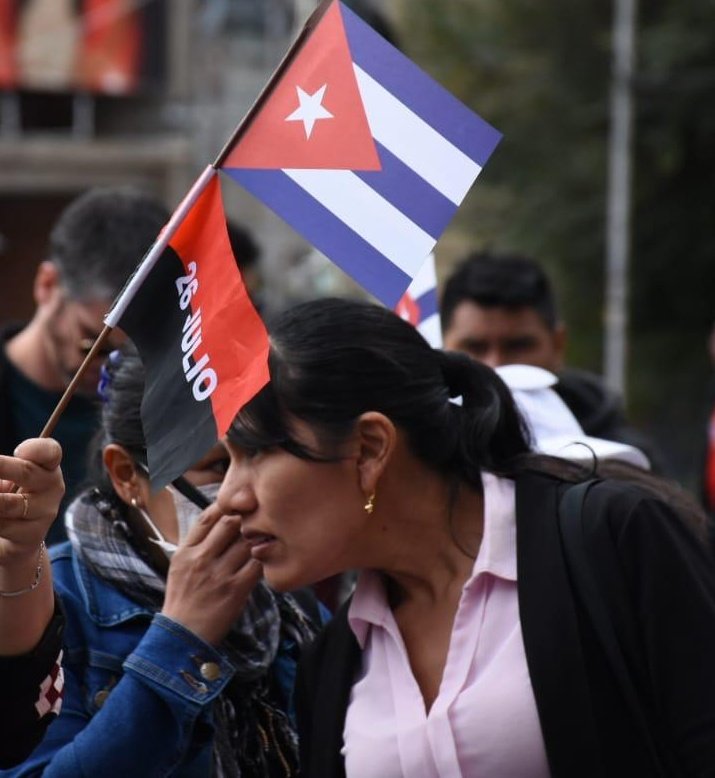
[418,314,443,349]
[353,65,483,206]
[283,168,436,278]
[407,253,438,299]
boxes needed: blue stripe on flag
[341,3,501,168]
[355,142,456,240]
[415,287,438,322]
[223,168,411,307]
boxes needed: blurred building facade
[0,0,401,325]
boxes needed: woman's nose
[216,466,255,516]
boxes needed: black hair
[85,344,175,575]
[87,344,147,496]
[50,186,169,301]
[441,251,559,332]
[229,298,533,491]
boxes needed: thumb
[13,438,63,471]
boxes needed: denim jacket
[2,543,305,778]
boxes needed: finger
[217,534,253,571]
[0,456,32,489]
[196,513,244,557]
[13,439,63,471]
[0,453,62,492]
[182,502,224,547]
[0,492,30,520]
[231,558,263,588]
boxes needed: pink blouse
[342,473,551,777]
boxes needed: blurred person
[441,251,656,459]
[5,347,323,777]
[1,186,168,543]
[217,298,715,776]
[0,438,66,767]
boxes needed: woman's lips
[241,529,277,559]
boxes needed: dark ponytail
[434,350,533,481]
[229,298,533,490]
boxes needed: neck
[364,466,485,608]
[6,319,64,392]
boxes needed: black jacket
[295,472,715,777]
[0,601,64,767]
[555,367,663,471]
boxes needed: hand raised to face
[161,503,263,646]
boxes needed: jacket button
[199,662,221,681]
[94,690,110,708]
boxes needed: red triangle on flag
[223,2,380,171]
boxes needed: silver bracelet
[0,541,46,598]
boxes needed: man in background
[1,187,168,543]
[441,251,654,456]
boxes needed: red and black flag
[105,170,269,488]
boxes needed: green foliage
[403,0,715,480]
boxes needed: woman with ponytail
[218,297,715,778]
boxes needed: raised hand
[162,504,263,645]
[0,438,64,563]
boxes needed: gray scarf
[66,490,318,776]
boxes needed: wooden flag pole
[9,324,114,493]
[37,325,115,439]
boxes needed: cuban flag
[395,253,442,348]
[220,1,501,307]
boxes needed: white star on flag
[285,84,333,139]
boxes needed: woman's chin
[263,565,321,594]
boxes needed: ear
[103,444,142,506]
[353,412,396,496]
[33,261,61,307]
[552,322,567,370]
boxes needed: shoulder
[50,541,80,594]
[585,478,686,536]
[515,471,699,553]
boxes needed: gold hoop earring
[364,493,376,515]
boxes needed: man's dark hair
[49,186,169,301]
[441,252,560,331]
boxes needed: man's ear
[102,444,141,505]
[354,412,396,495]
[33,261,61,307]
[552,322,567,370]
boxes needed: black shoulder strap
[559,480,668,777]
